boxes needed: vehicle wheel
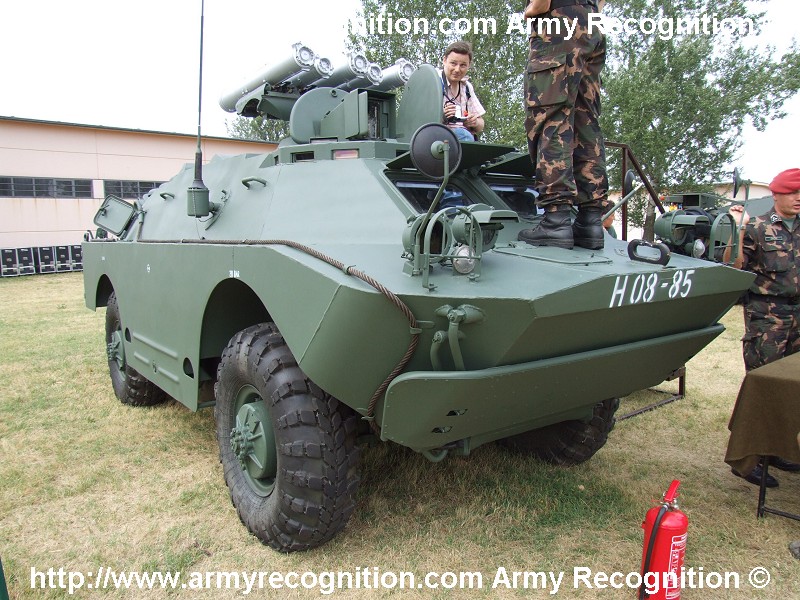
[105,292,167,406]
[215,323,361,552]
[500,399,619,465]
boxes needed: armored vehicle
[83,51,754,552]
[654,172,774,262]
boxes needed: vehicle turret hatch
[482,152,536,178]
[387,142,514,173]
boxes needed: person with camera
[441,40,485,142]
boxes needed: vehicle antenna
[187,0,211,216]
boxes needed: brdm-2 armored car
[83,52,754,552]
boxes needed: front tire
[215,323,360,552]
[501,399,619,465]
[105,292,167,406]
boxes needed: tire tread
[501,398,619,466]
[105,292,167,407]
[215,323,360,552]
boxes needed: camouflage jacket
[741,207,800,299]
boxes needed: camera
[446,102,466,123]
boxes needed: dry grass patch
[1,273,799,599]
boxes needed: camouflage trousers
[742,298,800,371]
[524,5,608,209]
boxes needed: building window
[104,180,163,199]
[0,176,93,198]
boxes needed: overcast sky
[0,0,796,184]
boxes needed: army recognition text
[349,13,755,41]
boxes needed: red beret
[769,168,800,194]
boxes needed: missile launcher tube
[219,42,315,112]
[287,56,334,88]
[370,59,416,91]
[338,62,384,91]
[322,52,370,88]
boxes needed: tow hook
[430,304,485,370]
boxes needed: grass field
[1,272,798,598]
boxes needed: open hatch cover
[387,141,515,173]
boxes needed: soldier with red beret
[728,168,800,486]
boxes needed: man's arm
[524,0,551,18]
[724,204,750,269]
[464,114,485,134]
[464,80,486,134]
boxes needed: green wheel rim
[230,385,277,497]
[107,329,126,370]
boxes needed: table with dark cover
[725,352,800,477]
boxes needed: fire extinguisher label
[666,533,687,599]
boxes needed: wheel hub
[107,330,125,369]
[230,426,255,465]
[230,395,276,496]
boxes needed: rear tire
[105,292,167,406]
[215,323,360,552]
[501,399,619,465]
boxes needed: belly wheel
[500,399,620,465]
[105,292,167,407]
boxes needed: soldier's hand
[524,0,552,18]
[729,204,750,226]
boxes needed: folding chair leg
[757,456,769,518]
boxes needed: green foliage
[227,0,800,238]
[348,0,528,146]
[600,0,800,231]
[226,115,289,142]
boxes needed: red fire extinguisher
[639,480,688,600]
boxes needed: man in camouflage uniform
[729,168,800,371]
[728,167,800,486]
[518,0,608,250]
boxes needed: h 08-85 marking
[609,269,696,308]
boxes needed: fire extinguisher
[639,480,688,600]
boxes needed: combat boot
[572,206,604,249]
[518,205,574,249]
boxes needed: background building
[1,116,273,274]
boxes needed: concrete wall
[0,117,274,248]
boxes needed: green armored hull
[83,62,753,552]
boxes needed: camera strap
[441,71,472,104]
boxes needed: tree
[229,1,530,145]
[347,0,529,146]
[599,0,800,237]
[226,115,289,143]
[227,0,800,243]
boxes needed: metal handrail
[606,141,665,240]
